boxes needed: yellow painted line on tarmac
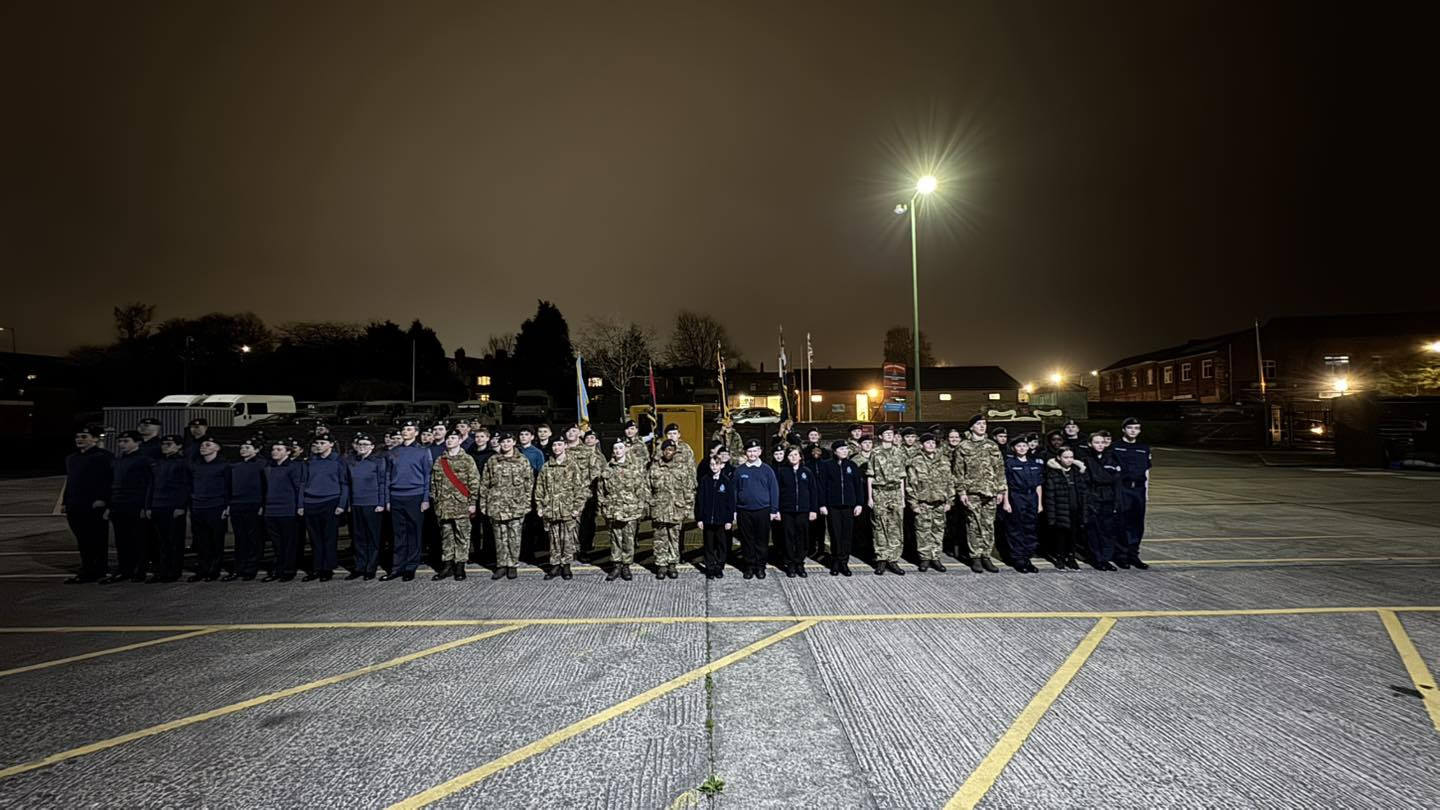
[946,617,1116,809]
[1143,534,1374,543]
[0,624,527,781]
[1148,556,1440,566]
[1378,610,1440,733]
[386,620,817,809]
[4,606,1440,635]
[0,629,219,679]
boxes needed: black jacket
[64,447,113,509]
[1042,458,1088,529]
[775,463,820,514]
[818,458,863,508]
[1077,447,1122,517]
[695,463,737,525]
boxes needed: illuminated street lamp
[893,175,939,419]
[1332,377,1350,394]
[1049,372,1064,386]
[240,344,252,354]
[1023,382,1036,394]
[1426,340,1440,353]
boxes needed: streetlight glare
[240,344,252,353]
[916,175,938,195]
[1049,372,1063,385]
[1426,340,1440,353]
[1333,377,1350,393]
[894,204,908,215]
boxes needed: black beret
[859,434,874,443]
[850,424,864,432]
[1063,418,1079,427]
[787,432,802,445]
[518,425,534,433]
[583,430,597,439]
[494,431,512,441]
[1122,417,1141,427]
[622,419,637,429]
[199,435,221,447]
[990,426,1008,437]
[187,418,208,427]
[831,439,847,451]
[966,414,986,428]
[901,427,917,436]
[138,418,162,427]
[77,424,104,437]
[665,423,680,433]
[448,419,467,431]
[160,434,184,444]
[240,436,262,448]
[661,439,677,449]
[399,418,421,428]
[119,430,143,441]
[744,438,762,449]
[313,434,334,443]
[352,433,374,443]
[472,424,491,433]
[879,424,896,434]
[920,433,937,443]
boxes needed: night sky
[4,1,1432,383]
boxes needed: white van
[200,394,297,427]
[156,394,208,406]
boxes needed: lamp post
[894,175,938,420]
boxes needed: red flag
[648,362,658,410]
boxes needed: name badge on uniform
[800,472,807,480]
[719,484,726,492]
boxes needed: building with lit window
[728,366,1021,422]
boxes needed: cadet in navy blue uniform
[188,436,230,581]
[1000,435,1045,573]
[733,438,780,579]
[262,439,305,581]
[696,443,737,579]
[384,419,432,581]
[819,440,863,577]
[107,430,153,582]
[775,445,819,578]
[136,418,164,460]
[226,437,266,580]
[302,435,350,581]
[183,418,211,463]
[1112,417,1152,570]
[346,433,388,580]
[63,425,113,583]
[1077,431,1123,571]
[146,435,193,582]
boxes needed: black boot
[544,566,559,581]
[930,560,947,572]
[561,563,573,580]
[619,564,632,581]
[491,567,505,581]
[432,564,453,581]
[980,558,998,573]
[454,564,466,581]
[1133,559,1150,570]
[505,566,518,580]
[667,565,678,579]
[915,560,929,572]
[605,565,621,581]
[885,561,905,576]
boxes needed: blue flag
[576,356,591,428]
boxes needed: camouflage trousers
[438,518,472,563]
[546,518,578,565]
[912,501,948,561]
[964,494,1000,558]
[871,488,904,562]
[609,520,637,564]
[493,518,524,568]
[652,522,683,565]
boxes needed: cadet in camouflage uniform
[710,417,745,464]
[652,423,695,467]
[535,440,587,581]
[619,419,648,466]
[648,439,694,579]
[429,430,482,580]
[600,440,649,581]
[867,425,908,575]
[845,424,866,460]
[954,414,1008,573]
[905,433,953,572]
[479,432,535,580]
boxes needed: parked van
[156,394,207,406]
[455,400,504,426]
[344,400,409,426]
[199,395,297,427]
[512,390,554,422]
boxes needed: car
[732,407,781,425]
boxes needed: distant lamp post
[1049,372,1064,386]
[240,344,252,354]
[867,387,880,400]
[1090,370,1099,377]
[1023,383,1036,394]
[893,174,939,420]
[1332,377,1350,394]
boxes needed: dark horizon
[4,1,1434,383]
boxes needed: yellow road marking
[386,620,817,809]
[667,788,703,809]
[1143,534,1375,543]
[0,629,219,678]
[2,606,1440,634]
[1148,556,1440,565]
[0,624,526,781]
[946,617,1116,810]
[1378,610,1440,733]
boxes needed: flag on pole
[778,326,793,424]
[648,362,659,411]
[717,342,730,421]
[575,356,590,429]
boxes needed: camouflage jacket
[429,451,481,519]
[710,427,744,459]
[534,456,588,521]
[851,449,873,474]
[954,434,1007,497]
[846,439,864,461]
[479,452,535,520]
[902,442,922,464]
[652,438,696,468]
[868,444,908,491]
[600,458,649,521]
[905,449,955,506]
[648,458,695,524]
[568,443,603,484]
[619,435,649,467]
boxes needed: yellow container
[627,404,705,455]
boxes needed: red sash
[440,457,471,499]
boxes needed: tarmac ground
[0,448,1437,808]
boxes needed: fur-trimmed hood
[1046,457,1085,473]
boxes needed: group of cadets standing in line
[60,411,1150,584]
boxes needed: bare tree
[485,332,516,358]
[575,315,654,414]
[663,310,742,370]
[113,302,157,343]
[882,325,935,367]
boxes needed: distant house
[728,366,1021,422]
[1099,312,1440,403]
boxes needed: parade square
[1,448,1437,808]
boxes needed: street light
[240,344,252,354]
[1426,340,1440,353]
[1333,376,1350,394]
[1050,372,1064,386]
[894,174,939,419]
